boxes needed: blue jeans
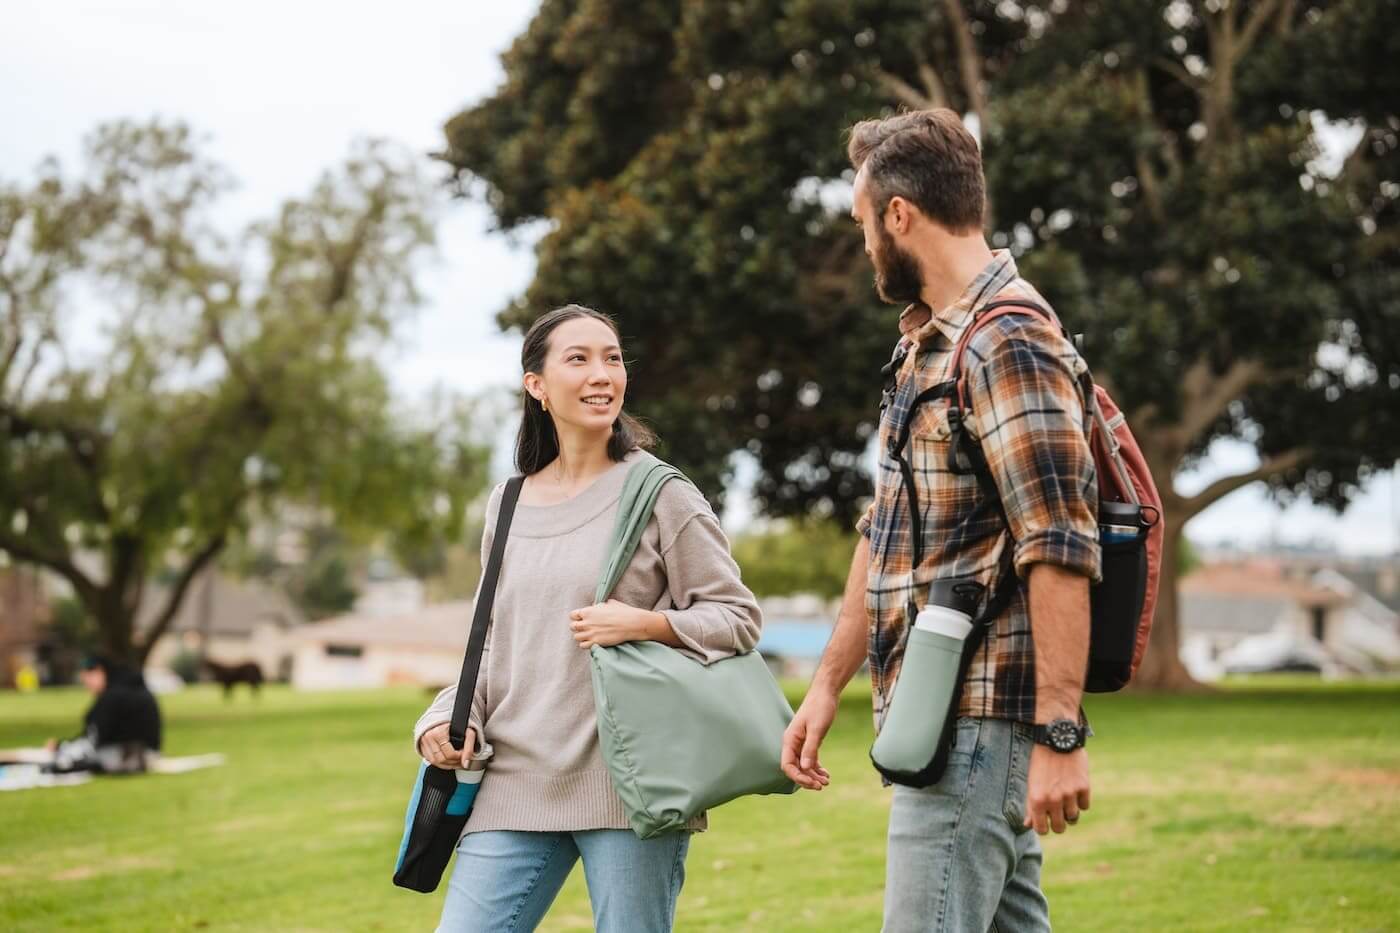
[437,829,690,933]
[882,717,1051,932]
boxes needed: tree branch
[0,529,99,602]
[942,0,987,130]
[1,401,110,521]
[1181,447,1310,519]
[877,68,937,110]
[135,533,227,661]
[1151,56,1205,94]
[917,60,950,110]
[1237,0,1285,61]
[1132,70,1167,224]
[1174,357,1267,451]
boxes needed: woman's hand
[418,722,476,770]
[570,599,662,649]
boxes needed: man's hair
[847,109,985,234]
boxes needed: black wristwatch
[1032,718,1089,753]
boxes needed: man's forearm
[1028,562,1091,721]
[810,535,872,696]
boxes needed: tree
[733,519,860,599]
[440,1,1399,688]
[1,120,491,665]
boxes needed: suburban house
[139,569,305,680]
[288,593,844,689]
[0,565,48,687]
[1179,559,1400,679]
[289,601,473,690]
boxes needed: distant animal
[202,659,264,699]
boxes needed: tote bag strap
[449,475,524,751]
[594,460,687,604]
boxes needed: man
[780,109,1101,931]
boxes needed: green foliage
[167,649,202,684]
[442,1,1399,524]
[292,529,360,621]
[39,596,98,684]
[733,519,858,599]
[0,120,492,663]
[1177,536,1201,577]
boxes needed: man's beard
[872,226,923,306]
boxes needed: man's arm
[1025,562,1093,834]
[780,535,870,790]
[1029,563,1090,722]
[965,315,1101,835]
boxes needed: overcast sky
[2,0,1395,553]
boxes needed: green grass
[2,680,1398,932]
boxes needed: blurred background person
[44,656,163,774]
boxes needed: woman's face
[526,316,627,434]
[80,666,107,694]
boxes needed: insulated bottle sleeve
[869,627,965,776]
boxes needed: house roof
[290,601,473,652]
[1179,593,1292,635]
[1333,566,1400,615]
[135,572,305,639]
[1180,561,1346,607]
[1179,561,1345,636]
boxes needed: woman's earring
[541,397,549,413]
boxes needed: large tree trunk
[1131,494,1206,691]
[93,586,139,667]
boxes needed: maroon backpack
[943,299,1164,692]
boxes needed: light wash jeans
[436,829,690,933]
[883,717,1051,933]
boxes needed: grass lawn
[2,678,1398,932]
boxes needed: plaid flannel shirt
[856,251,1101,727]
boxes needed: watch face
[1048,719,1080,752]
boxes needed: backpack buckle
[945,407,986,476]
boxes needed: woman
[46,656,162,774]
[414,304,762,932]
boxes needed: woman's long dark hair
[515,304,656,476]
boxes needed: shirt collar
[901,250,1020,350]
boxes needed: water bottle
[1099,499,1144,545]
[870,579,984,780]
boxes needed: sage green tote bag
[589,459,797,839]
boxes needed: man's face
[853,168,922,306]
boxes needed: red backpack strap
[950,298,1061,412]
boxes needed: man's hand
[418,723,476,771]
[1024,744,1090,834]
[780,689,836,790]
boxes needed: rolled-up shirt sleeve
[966,317,1101,582]
[654,482,763,664]
[855,499,876,539]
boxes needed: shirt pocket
[910,402,954,442]
[908,402,955,478]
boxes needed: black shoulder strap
[449,475,524,751]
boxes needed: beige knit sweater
[412,451,763,834]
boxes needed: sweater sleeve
[653,479,763,664]
[411,483,503,762]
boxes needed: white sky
[2,0,1395,554]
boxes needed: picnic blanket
[0,752,227,791]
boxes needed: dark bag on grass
[392,476,522,893]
